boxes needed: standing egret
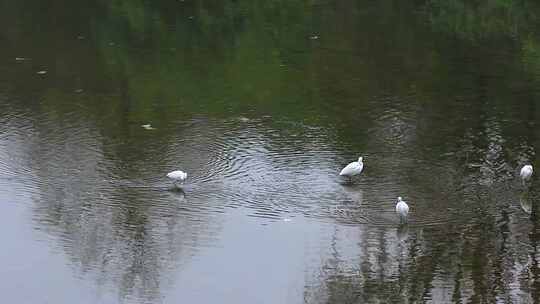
[396,197,409,224]
[167,170,187,188]
[520,165,533,185]
[339,157,364,183]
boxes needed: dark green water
[2,1,540,303]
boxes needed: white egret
[339,157,364,183]
[167,170,187,188]
[520,165,533,185]
[396,197,409,224]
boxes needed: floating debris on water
[74,89,84,93]
[15,57,29,61]
[36,70,47,75]
[309,35,319,40]
[141,124,156,130]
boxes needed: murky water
[2,1,540,303]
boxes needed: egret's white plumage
[520,165,533,183]
[396,196,409,224]
[167,170,187,187]
[339,157,364,181]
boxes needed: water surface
[2,1,540,303]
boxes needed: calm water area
[2,1,540,303]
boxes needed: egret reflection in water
[520,191,532,215]
[396,224,409,242]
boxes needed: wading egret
[396,197,409,224]
[520,165,533,185]
[339,157,364,182]
[167,170,187,188]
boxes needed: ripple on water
[1,111,509,233]
[153,116,488,228]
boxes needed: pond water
[2,1,540,303]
